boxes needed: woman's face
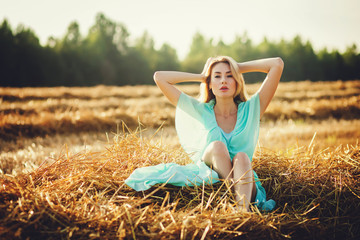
[210,62,237,99]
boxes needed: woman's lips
[220,86,228,90]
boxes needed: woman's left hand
[201,57,214,77]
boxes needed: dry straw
[0,126,359,239]
[2,81,360,142]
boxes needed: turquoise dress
[125,92,275,211]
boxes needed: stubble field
[0,80,360,239]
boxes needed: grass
[0,80,360,239]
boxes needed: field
[0,80,360,239]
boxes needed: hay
[1,128,359,239]
[2,81,360,142]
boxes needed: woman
[125,56,284,212]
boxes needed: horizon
[1,0,359,59]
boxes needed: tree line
[1,13,359,87]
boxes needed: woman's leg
[202,141,233,180]
[202,143,256,211]
[232,152,256,212]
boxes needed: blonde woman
[125,56,284,212]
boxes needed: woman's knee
[202,141,230,166]
[207,141,227,152]
[233,152,251,169]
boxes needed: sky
[1,0,359,59]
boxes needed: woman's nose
[221,77,226,83]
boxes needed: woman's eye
[214,76,220,78]
[227,75,233,78]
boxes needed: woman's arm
[238,57,284,117]
[153,71,204,106]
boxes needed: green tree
[134,31,157,73]
[182,32,214,73]
[2,14,360,87]
[0,19,16,86]
[213,39,231,57]
[342,44,360,80]
[156,43,180,71]
[12,24,45,86]
[230,32,255,61]
[318,48,336,80]
[54,21,87,86]
[123,47,152,85]
[83,13,129,85]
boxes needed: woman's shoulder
[178,92,213,111]
[239,92,260,106]
[247,91,260,102]
[237,92,260,119]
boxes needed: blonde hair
[199,56,248,103]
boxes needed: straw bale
[0,130,359,239]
